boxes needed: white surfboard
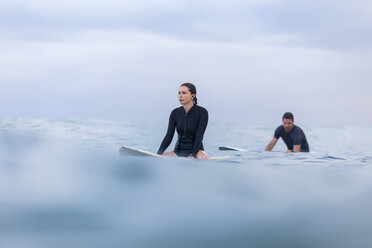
[119,146,164,158]
[218,146,248,152]
[119,146,230,160]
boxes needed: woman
[157,83,209,160]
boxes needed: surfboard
[119,146,230,160]
[218,146,248,152]
[119,146,164,158]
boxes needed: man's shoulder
[275,125,284,132]
[291,125,307,138]
[293,125,305,133]
[274,125,284,138]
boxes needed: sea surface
[1,119,372,248]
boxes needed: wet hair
[282,112,294,121]
[180,82,198,105]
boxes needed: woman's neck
[183,102,194,113]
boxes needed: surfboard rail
[120,146,230,160]
[218,146,248,152]
[119,146,164,158]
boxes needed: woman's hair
[181,83,198,104]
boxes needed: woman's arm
[191,108,208,157]
[157,112,176,155]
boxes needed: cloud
[0,0,371,124]
[1,0,371,50]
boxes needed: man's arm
[265,137,278,151]
[293,145,301,152]
[292,130,303,152]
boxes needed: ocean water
[1,119,372,248]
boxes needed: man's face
[282,118,294,133]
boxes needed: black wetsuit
[157,105,208,157]
[274,125,310,152]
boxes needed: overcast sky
[1,0,371,125]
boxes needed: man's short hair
[282,112,294,121]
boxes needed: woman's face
[178,86,194,105]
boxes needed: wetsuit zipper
[184,113,187,136]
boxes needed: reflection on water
[1,119,372,248]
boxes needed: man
[265,112,310,152]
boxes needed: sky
[0,0,371,125]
